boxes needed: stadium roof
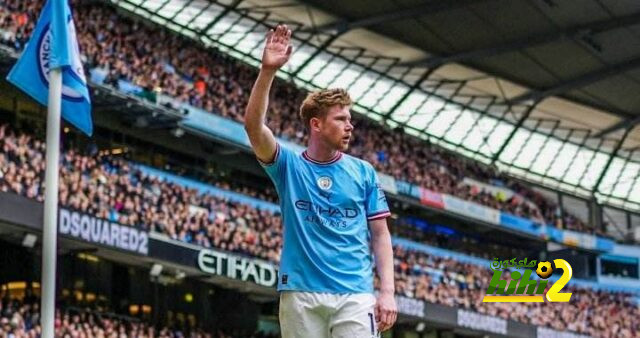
[108,0,640,210]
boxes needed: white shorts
[279,291,380,338]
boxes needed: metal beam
[594,115,640,138]
[539,129,576,178]
[301,0,485,34]
[508,57,640,105]
[404,11,640,68]
[199,0,243,34]
[240,2,301,11]
[525,120,560,171]
[290,34,341,77]
[593,127,633,194]
[491,101,540,164]
[383,67,439,119]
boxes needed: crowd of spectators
[389,246,639,338]
[0,297,277,337]
[0,0,605,237]
[0,1,637,336]
[0,123,283,264]
[2,122,639,337]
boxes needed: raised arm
[244,24,292,163]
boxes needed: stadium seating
[0,1,638,336]
[1,123,638,337]
[0,297,277,337]
[0,0,608,238]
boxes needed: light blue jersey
[260,144,390,293]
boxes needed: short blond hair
[299,88,352,129]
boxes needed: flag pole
[7,1,92,333]
[41,67,62,338]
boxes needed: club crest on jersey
[317,176,332,190]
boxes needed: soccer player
[244,24,397,337]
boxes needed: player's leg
[279,291,330,338]
[328,293,378,338]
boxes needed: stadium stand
[1,122,639,337]
[0,0,610,238]
[0,123,284,264]
[390,246,638,336]
[0,0,639,337]
[0,296,277,337]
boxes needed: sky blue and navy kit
[260,143,391,294]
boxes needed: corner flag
[7,0,92,135]
[6,1,93,337]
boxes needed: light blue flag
[7,0,92,136]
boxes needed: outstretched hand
[262,24,293,71]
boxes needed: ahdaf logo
[317,176,332,190]
[482,259,572,303]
